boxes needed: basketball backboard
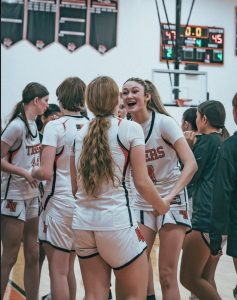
[152,69,208,107]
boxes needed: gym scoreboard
[160,23,224,65]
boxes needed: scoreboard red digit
[160,23,224,65]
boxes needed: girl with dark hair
[209,93,237,299]
[181,105,228,300]
[181,107,198,132]
[71,76,170,300]
[35,103,62,300]
[1,82,49,300]
[180,100,229,300]
[36,103,62,142]
[122,78,197,300]
[32,77,89,300]
[181,107,198,212]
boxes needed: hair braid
[78,117,118,197]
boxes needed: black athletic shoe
[41,294,51,300]
[108,289,113,299]
[233,284,237,299]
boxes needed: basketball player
[71,76,170,300]
[32,77,89,300]
[181,106,227,300]
[117,94,128,119]
[121,78,197,300]
[36,103,62,142]
[180,100,229,300]
[35,103,61,300]
[1,82,49,300]
[181,107,198,216]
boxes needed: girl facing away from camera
[70,76,170,300]
[31,77,89,300]
[36,103,62,142]
[181,107,198,216]
[35,103,62,300]
[180,100,229,300]
[121,78,197,300]
[1,82,49,300]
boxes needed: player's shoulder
[158,113,178,127]
[9,117,25,129]
[46,117,67,128]
[119,118,143,133]
[2,117,25,136]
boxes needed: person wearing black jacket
[180,100,229,300]
[210,93,237,299]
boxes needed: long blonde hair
[144,80,170,116]
[78,76,119,197]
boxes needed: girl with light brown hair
[122,78,197,300]
[70,76,170,300]
[32,77,89,300]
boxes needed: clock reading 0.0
[160,24,224,65]
[184,26,204,37]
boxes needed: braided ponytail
[77,76,120,197]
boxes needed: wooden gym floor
[3,241,236,300]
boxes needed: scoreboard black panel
[160,23,224,65]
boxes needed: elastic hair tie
[96,114,110,118]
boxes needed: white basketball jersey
[1,117,41,200]
[72,116,145,231]
[41,115,89,221]
[134,110,185,210]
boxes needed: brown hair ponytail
[220,126,230,141]
[5,82,49,138]
[77,76,119,197]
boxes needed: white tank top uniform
[134,110,191,231]
[38,115,89,252]
[1,116,41,221]
[72,116,147,269]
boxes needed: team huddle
[1,76,237,300]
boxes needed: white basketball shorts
[1,197,39,221]
[38,210,74,252]
[134,208,192,232]
[73,225,147,270]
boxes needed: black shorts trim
[113,246,147,270]
[140,210,144,225]
[201,232,210,248]
[190,229,210,248]
[162,221,191,230]
[39,239,72,253]
[0,213,23,220]
[9,279,26,296]
[77,252,99,259]
[169,212,192,229]
[186,228,192,235]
